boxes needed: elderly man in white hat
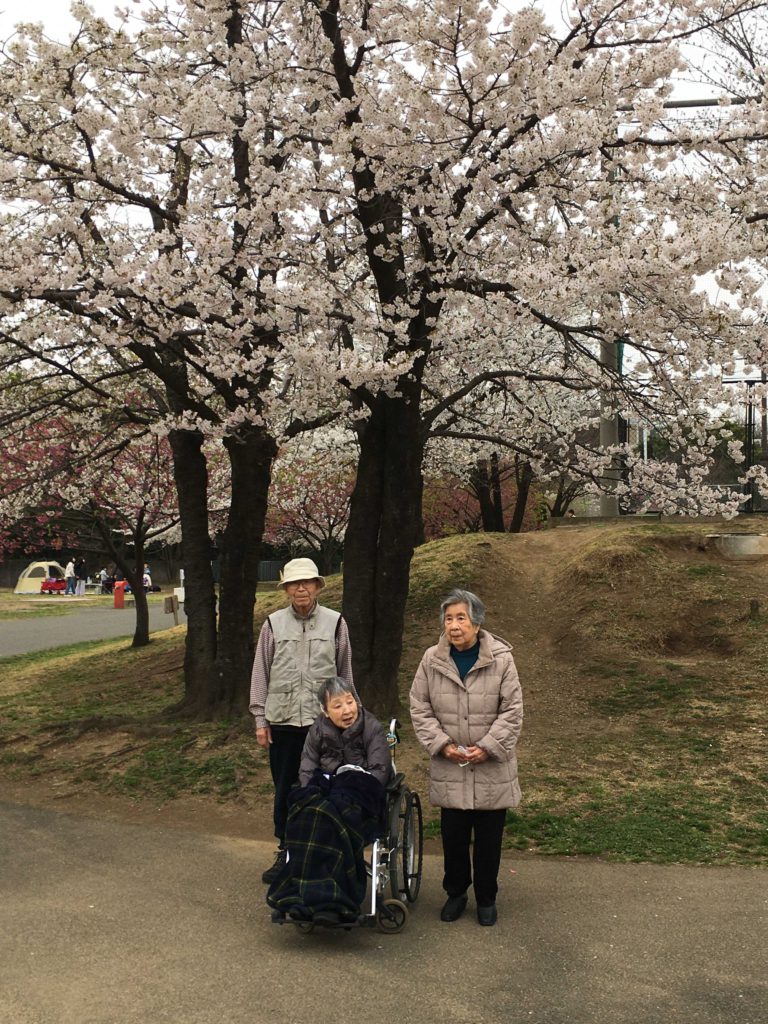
[249,556,355,883]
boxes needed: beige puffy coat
[409,630,523,811]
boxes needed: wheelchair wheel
[376,898,408,934]
[403,791,423,903]
[388,788,423,903]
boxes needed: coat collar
[322,708,365,740]
[434,629,496,678]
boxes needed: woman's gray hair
[318,676,356,707]
[440,589,486,627]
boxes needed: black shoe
[270,908,286,923]
[313,910,341,927]
[440,893,468,922]
[477,903,497,927]
[261,849,287,884]
[288,905,313,922]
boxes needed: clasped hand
[443,742,488,765]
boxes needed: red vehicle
[40,577,67,594]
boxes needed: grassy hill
[1,522,767,864]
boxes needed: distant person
[410,588,523,928]
[142,565,152,591]
[249,557,354,884]
[64,558,76,596]
[74,557,87,597]
[99,567,109,594]
[566,509,576,519]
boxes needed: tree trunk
[470,459,497,532]
[88,505,150,647]
[214,429,276,716]
[169,428,218,714]
[343,394,425,715]
[490,453,504,530]
[549,476,568,518]
[508,460,534,533]
[471,454,505,532]
[129,531,149,647]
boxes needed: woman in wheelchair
[267,677,393,927]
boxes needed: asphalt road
[0,602,186,658]
[1,801,766,1024]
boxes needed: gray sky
[0,1,570,44]
[0,1,120,41]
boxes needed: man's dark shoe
[270,908,286,923]
[477,903,498,927]
[440,893,468,922]
[261,849,287,884]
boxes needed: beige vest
[264,604,340,727]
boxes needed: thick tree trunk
[471,459,496,532]
[214,429,276,716]
[471,454,505,532]
[169,429,218,714]
[508,459,534,533]
[549,476,568,518]
[342,395,425,714]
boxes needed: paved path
[1,801,765,1024]
[0,603,186,658]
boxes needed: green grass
[591,669,713,714]
[0,603,76,620]
[503,785,758,862]
[0,627,264,802]
[108,733,257,799]
[686,565,726,578]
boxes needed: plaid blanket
[267,770,386,916]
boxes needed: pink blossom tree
[0,399,180,645]
[264,436,354,575]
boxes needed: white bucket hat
[278,557,325,589]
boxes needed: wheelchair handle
[386,718,400,748]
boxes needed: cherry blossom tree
[273,0,768,705]
[3,0,768,715]
[0,2,318,713]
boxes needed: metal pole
[745,382,755,513]
[600,339,620,515]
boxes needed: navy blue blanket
[267,770,386,916]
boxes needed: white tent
[14,560,66,594]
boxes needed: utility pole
[598,93,759,517]
[599,339,621,515]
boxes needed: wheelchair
[277,719,424,935]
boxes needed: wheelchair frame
[283,719,424,935]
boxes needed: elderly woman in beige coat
[410,588,523,927]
